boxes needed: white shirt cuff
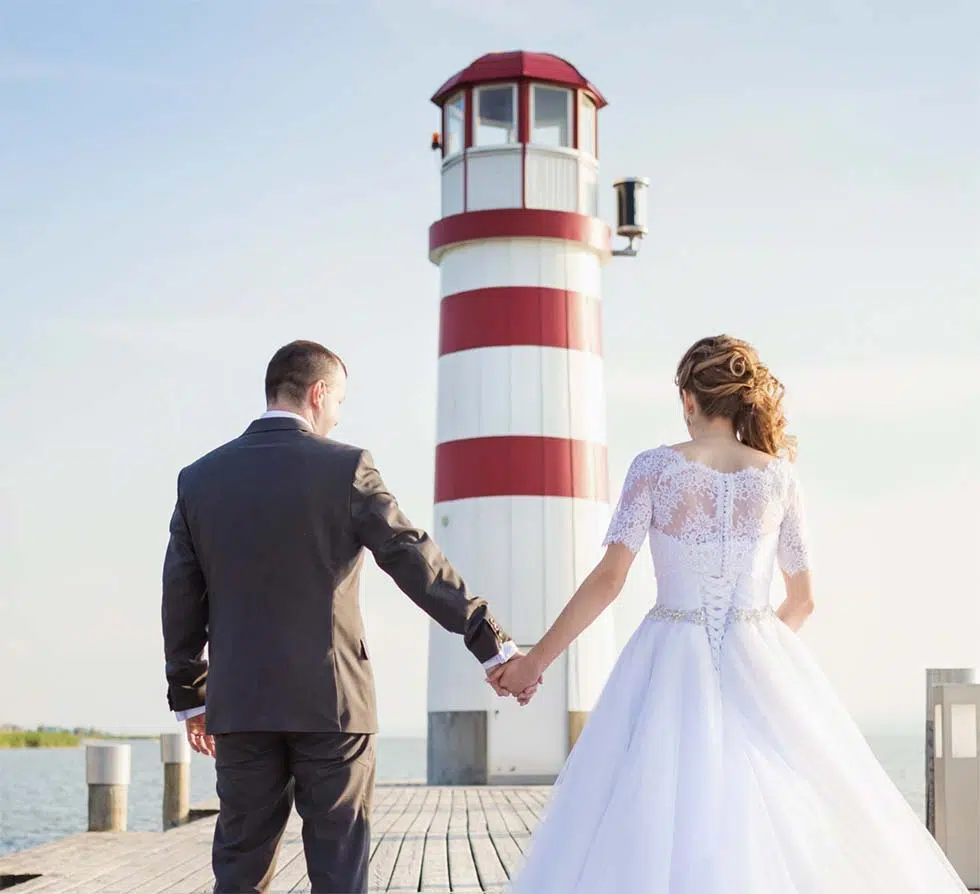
[482,640,519,670]
[175,705,206,722]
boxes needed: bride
[491,335,968,893]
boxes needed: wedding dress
[508,445,967,893]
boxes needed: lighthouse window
[531,85,572,148]
[474,85,517,146]
[579,95,596,157]
[444,92,465,156]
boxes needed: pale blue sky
[0,1,977,735]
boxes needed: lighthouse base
[427,711,488,784]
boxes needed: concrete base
[568,711,589,750]
[427,711,487,784]
[488,774,557,785]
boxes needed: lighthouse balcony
[441,145,599,219]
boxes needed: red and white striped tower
[425,52,620,785]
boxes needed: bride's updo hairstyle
[675,335,797,460]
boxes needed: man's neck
[263,406,313,428]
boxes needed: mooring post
[161,732,192,830]
[86,743,131,832]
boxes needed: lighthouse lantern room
[425,51,646,785]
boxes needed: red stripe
[435,436,608,502]
[429,209,611,261]
[439,287,602,356]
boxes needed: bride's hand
[489,654,544,701]
[515,682,540,706]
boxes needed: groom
[161,340,531,894]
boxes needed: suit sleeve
[350,450,510,664]
[161,472,209,713]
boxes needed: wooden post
[86,743,130,832]
[160,733,192,830]
[926,668,976,836]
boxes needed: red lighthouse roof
[431,51,607,108]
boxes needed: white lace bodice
[603,446,811,665]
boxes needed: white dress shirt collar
[261,409,313,429]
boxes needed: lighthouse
[425,51,647,784]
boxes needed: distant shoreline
[0,732,159,749]
[0,731,80,748]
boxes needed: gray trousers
[212,732,375,894]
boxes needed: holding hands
[486,651,545,706]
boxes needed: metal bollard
[933,682,980,888]
[86,743,131,832]
[926,668,976,836]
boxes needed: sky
[0,0,977,736]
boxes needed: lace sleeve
[602,450,660,553]
[778,464,811,575]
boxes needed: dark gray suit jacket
[161,416,511,734]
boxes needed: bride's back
[601,334,811,616]
[604,443,805,583]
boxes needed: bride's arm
[776,570,814,631]
[531,545,634,676]
[490,545,634,693]
[490,450,658,697]
[775,463,814,632]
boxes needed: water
[0,737,425,856]
[867,731,926,817]
[0,733,921,857]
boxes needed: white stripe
[426,494,618,714]
[438,239,602,299]
[436,346,607,444]
[441,155,464,218]
[426,621,500,712]
[431,495,609,643]
[466,148,523,211]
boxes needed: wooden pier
[0,784,548,893]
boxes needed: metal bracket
[612,235,641,258]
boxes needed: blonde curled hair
[675,335,797,460]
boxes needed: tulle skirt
[508,612,968,893]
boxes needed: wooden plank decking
[0,785,550,893]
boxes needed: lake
[0,733,922,856]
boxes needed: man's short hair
[264,340,347,405]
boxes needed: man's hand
[485,648,532,697]
[185,713,215,758]
[485,651,519,697]
[487,654,544,706]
